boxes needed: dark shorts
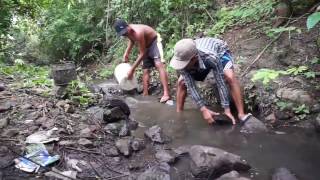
[188,51,234,81]
[142,38,161,69]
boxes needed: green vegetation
[307,12,320,30]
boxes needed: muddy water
[127,96,320,180]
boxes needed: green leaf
[307,12,320,30]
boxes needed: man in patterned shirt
[170,38,252,124]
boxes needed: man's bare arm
[131,34,146,70]
[123,39,134,62]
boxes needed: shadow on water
[128,96,320,180]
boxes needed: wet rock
[2,128,19,137]
[105,146,120,157]
[240,117,268,133]
[78,138,93,147]
[217,171,251,180]
[104,123,122,135]
[272,167,299,180]
[59,140,76,146]
[115,138,132,157]
[0,118,9,129]
[103,107,127,123]
[174,145,191,156]
[145,125,165,143]
[0,83,5,91]
[314,114,320,133]
[21,103,32,110]
[128,119,139,131]
[311,104,320,113]
[155,150,177,164]
[275,110,292,120]
[137,163,171,180]
[276,88,313,105]
[129,161,144,171]
[103,96,130,116]
[119,122,130,137]
[189,145,251,179]
[0,103,12,113]
[86,106,104,121]
[131,138,145,151]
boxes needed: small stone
[240,116,268,134]
[129,161,144,171]
[119,123,130,137]
[311,104,320,113]
[59,140,76,146]
[2,128,19,137]
[145,125,165,143]
[131,139,145,151]
[0,103,12,113]
[64,104,75,113]
[105,146,120,157]
[275,110,292,120]
[80,128,92,138]
[272,167,298,180]
[104,123,122,135]
[86,106,104,121]
[0,83,5,91]
[128,120,139,131]
[115,138,132,157]
[21,104,32,110]
[78,138,93,147]
[0,118,9,128]
[155,150,177,164]
[113,157,121,162]
[56,100,66,108]
[265,113,276,122]
[137,163,170,180]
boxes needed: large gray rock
[144,125,165,143]
[276,88,313,105]
[115,138,132,157]
[155,150,177,164]
[119,122,130,137]
[103,107,127,123]
[0,83,5,91]
[272,167,299,180]
[240,117,268,133]
[217,171,251,180]
[137,163,170,180]
[189,145,251,179]
[0,118,9,129]
[103,96,130,116]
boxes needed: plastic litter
[14,143,60,173]
[26,127,59,144]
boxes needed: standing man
[170,38,252,124]
[114,19,170,103]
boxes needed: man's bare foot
[159,95,170,103]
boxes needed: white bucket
[114,63,138,91]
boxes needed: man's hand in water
[200,106,220,124]
[224,108,236,125]
[127,68,134,80]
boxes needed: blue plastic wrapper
[14,144,60,172]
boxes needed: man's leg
[154,61,170,102]
[142,69,150,96]
[176,76,187,112]
[223,69,246,119]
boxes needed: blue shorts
[220,51,234,71]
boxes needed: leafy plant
[67,80,95,106]
[276,101,293,111]
[293,104,309,114]
[286,66,308,75]
[251,69,287,85]
[307,12,320,30]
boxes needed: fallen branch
[0,137,20,142]
[65,147,105,156]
